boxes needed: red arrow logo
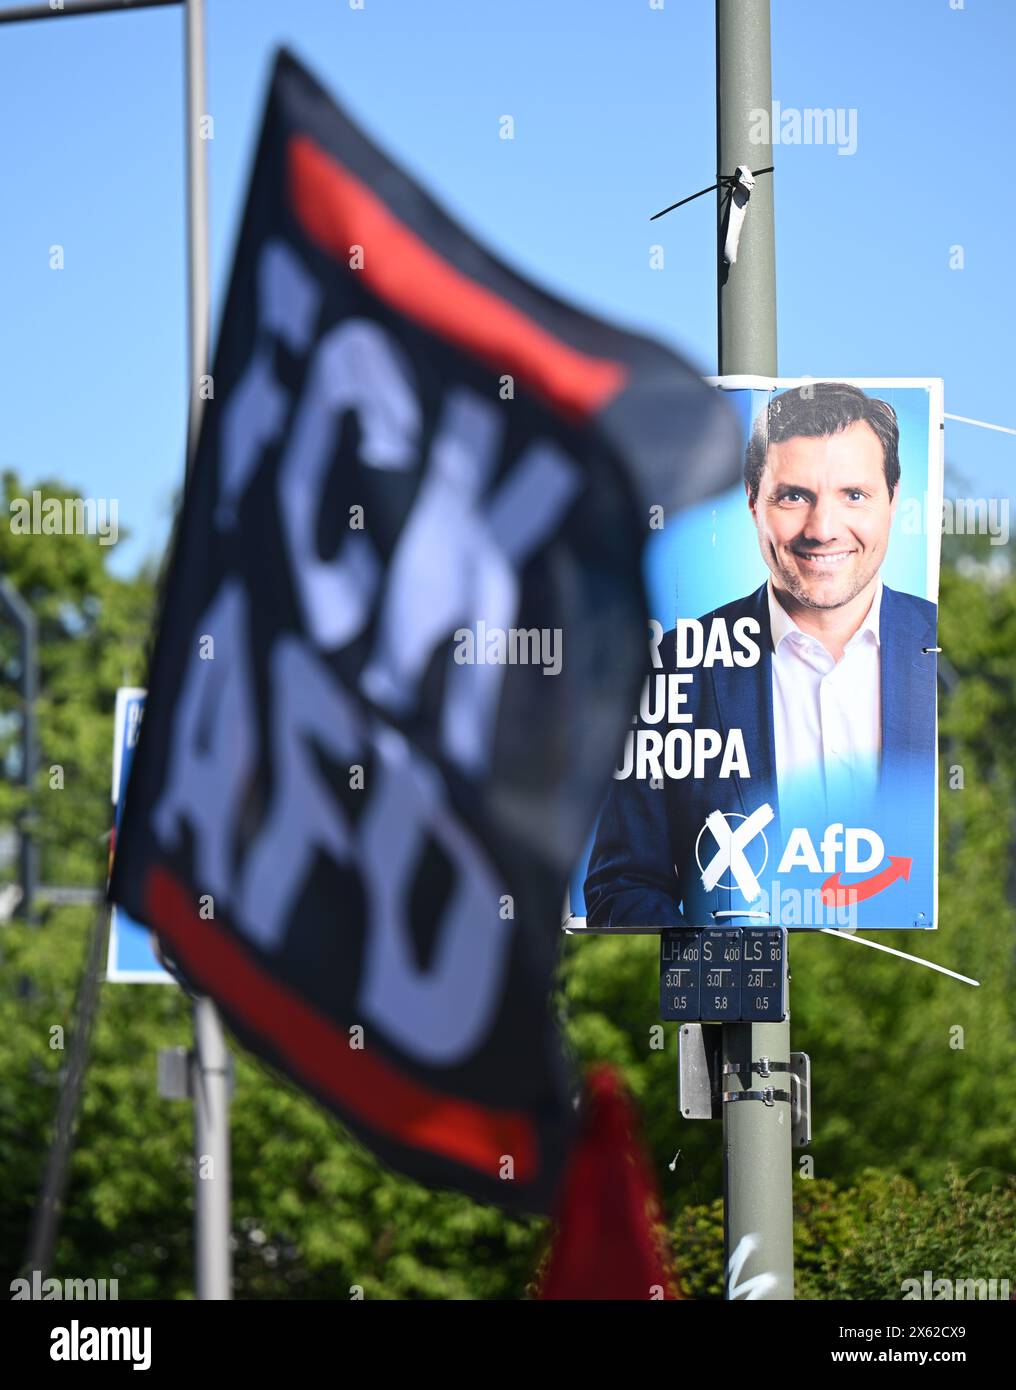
[821,856,912,907]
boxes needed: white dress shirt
[767,579,882,820]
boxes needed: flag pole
[715,0,794,1300]
[184,0,210,477]
[183,0,232,1302]
[0,0,225,1297]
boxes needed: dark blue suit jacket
[584,582,937,929]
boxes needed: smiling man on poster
[584,381,939,932]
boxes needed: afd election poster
[572,378,943,932]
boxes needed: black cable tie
[650,182,719,221]
[650,166,774,222]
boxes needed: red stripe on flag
[286,134,629,420]
[144,865,538,1180]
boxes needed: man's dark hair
[744,382,900,504]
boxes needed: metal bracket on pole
[788,1051,811,1148]
[682,1038,810,1149]
[158,1046,191,1100]
[723,1086,792,1106]
[722,1055,791,1080]
[158,1046,236,1102]
[678,1023,723,1120]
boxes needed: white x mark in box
[698,804,774,902]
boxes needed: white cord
[944,412,1016,437]
[820,928,979,986]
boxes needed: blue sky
[0,0,1012,576]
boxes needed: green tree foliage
[673,1170,1015,1300]
[783,532,1016,1188]
[1,480,1013,1298]
[0,905,543,1299]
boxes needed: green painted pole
[715,0,794,1301]
[716,0,778,377]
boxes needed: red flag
[538,1065,684,1300]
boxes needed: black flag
[111,50,738,1211]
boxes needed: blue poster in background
[106,688,173,982]
[570,378,943,932]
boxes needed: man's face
[749,420,897,610]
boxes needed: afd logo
[698,812,911,906]
[779,824,912,907]
[778,823,883,875]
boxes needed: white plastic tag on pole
[723,165,756,265]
